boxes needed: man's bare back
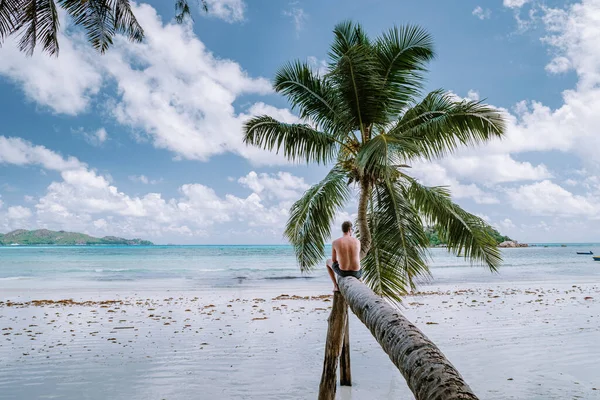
[332,236,361,271]
[326,221,361,292]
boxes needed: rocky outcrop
[498,240,528,248]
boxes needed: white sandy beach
[1,279,599,400]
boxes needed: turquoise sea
[2,244,600,290]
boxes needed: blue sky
[1,0,599,244]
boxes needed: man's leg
[326,259,339,292]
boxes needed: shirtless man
[326,221,362,292]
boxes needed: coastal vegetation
[0,229,153,246]
[425,226,511,247]
[244,21,505,399]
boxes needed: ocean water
[1,244,600,291]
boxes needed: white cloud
[73,127,108,146]
[238,171,309,200]
[205,0,245,22]
[507,180,600,217]
[7,206,33,219]
[129,175,162,185]
[564,179,578,186]
[24,195,35,203]
[307,56,328,76]
[441,154,552,184]
[0,136,302,241]
[545,56,572,74]
[0,136,85,172]
[467,89,480,101]
[283,5,308,33]
[472,6,491,20]
[504,0,529,9]
[0,11,101,115]
[411,163,499,204]
[0,3,293,166]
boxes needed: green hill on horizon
[0,229,153,246]
[425,226,511,247]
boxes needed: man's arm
[332,241,337,263]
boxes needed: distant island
[425,226,522,247]
[0,229,153,246]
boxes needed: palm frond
[0,0,24,46]
[375,24,435,116]
[392,89,506,159]
[175,0,208,22]
[405,180,501,271]
[59,0,114,53]
[111,0,143,43]
[361,179,430,304]
[285,167,351,271]
[5,0,60,56]
[273,60,350,136]
[243,115,338,164]
[354,133,421,181]
[328,21,389,134]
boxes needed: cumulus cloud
[238,171,309,200]
[0,136,85,171]
[504,0,529,9]
[507,180,600,217]
[205,0,246,22]
[472,6,491,20]
[0,136,299,242]
[7,206,33,219]
[129,175,162,185]
[0,3,292,165]
[410,163,499,205]
[467,89,480,101]
[73,127,108,147]
[0,10,101,115]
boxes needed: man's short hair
[341,221,353,233]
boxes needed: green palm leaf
[273,60,350,137]
[285,167,350,271]
[0,0,22,43]
[375,24,435,116]
[405,180,501,271]
[392,89,505,159]
[354,133,420,181]
[243,115,338,164]
[59,0,115,53]
[328,21,389,136]
[15,0,60,55]
[361,179,429,304]
[111,0,143,43]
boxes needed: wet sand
[1,282,599,399]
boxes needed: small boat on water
[577,251,593,255]
[594,256,600,261]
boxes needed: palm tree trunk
[338,277,478,400]
[357,179,372,259]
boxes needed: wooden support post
[339,307,352,386]
[318,291,348,400]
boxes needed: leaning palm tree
[0,0,205,56]
[244,21,504,303]
[244,21,505,399]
